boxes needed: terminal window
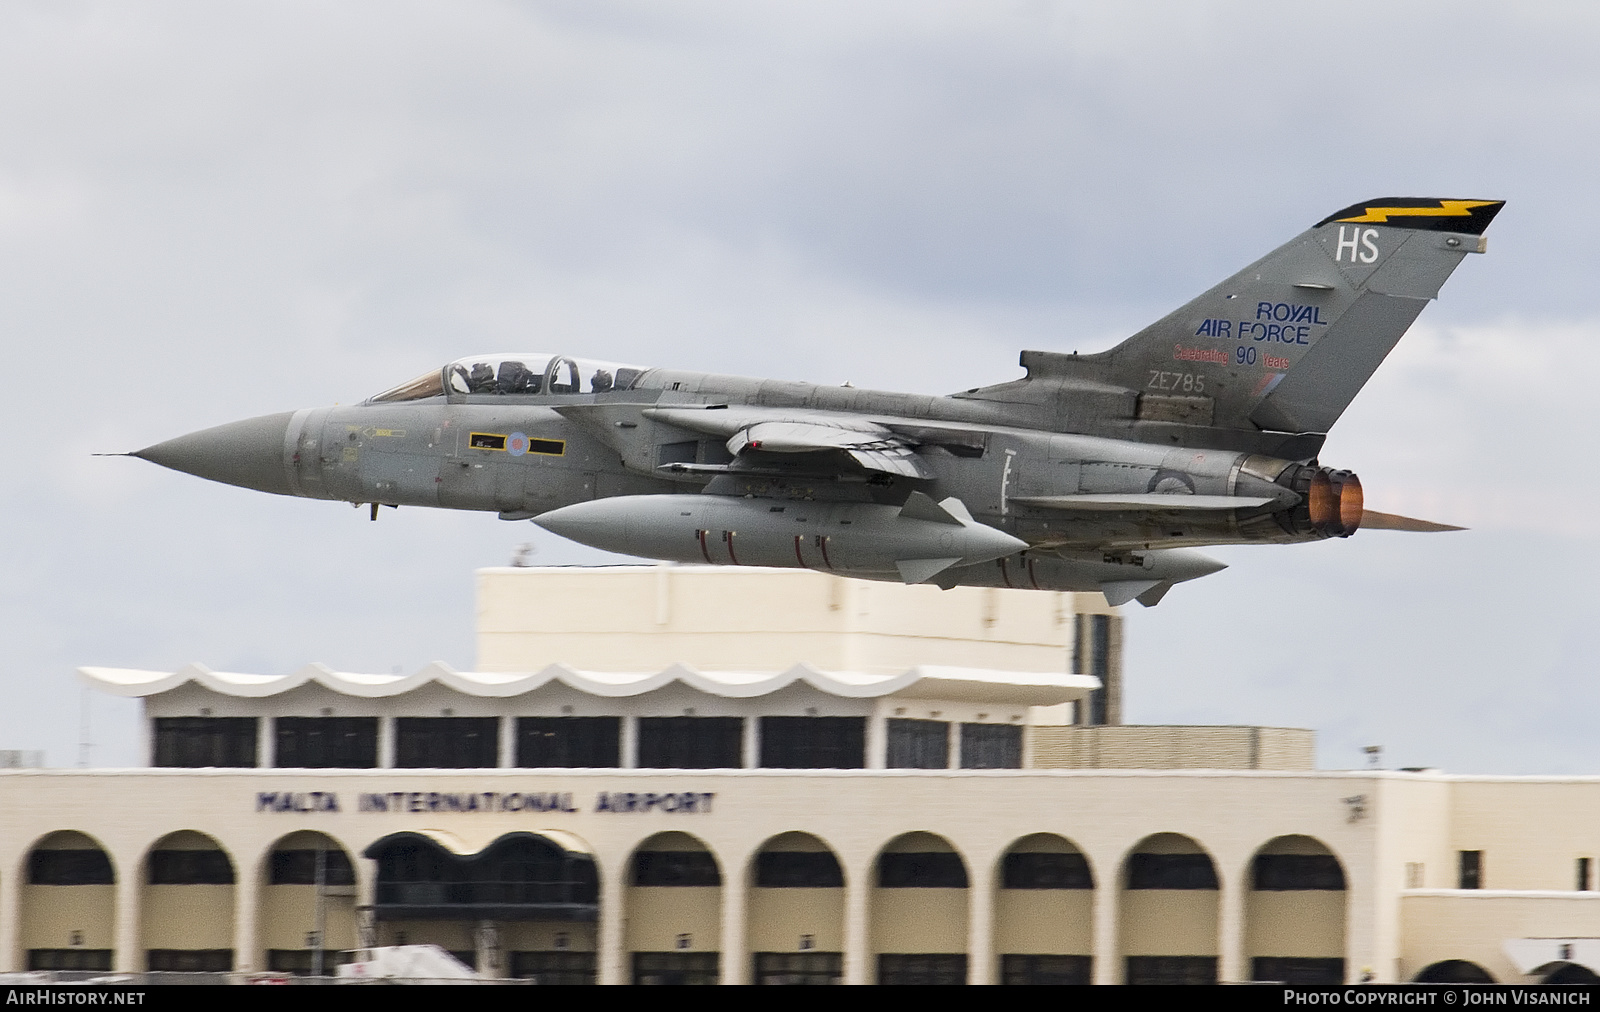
[1252,957,1345,985]
[370,834,599,914]
[148,850,235,885]
[759,716,866,769]
[511,951,596,985]
[755,851,844,888]
[1002,852,1093,889]
[878,852,968,888]
[146,950,234,972]
[959,722,1022,769]
[1001,954,1091,985]
[28,849,114,885]
[1251,854,1346,890]
[269,849,355,886]
[1125,853,1218,890]
[633,952,719,985]
[1459,850,1483,889]
[878,954,967,985]
[153,717,257,768]
[754,952,842,985]
[1076,613,1113,725]
[632,851,721,887]
[27,950,112,973]
[637,716,742,768]
[273,717,377,768]
[515,716,621,768]
[395,717,499,768]
[266,950,356,976]
[886,718,949,769]
[1126,955,1216,985]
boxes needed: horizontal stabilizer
[1013,494,1275,512]
[1360,510,1465,533]
[896,557,962,585]
[1100,580,1162,607]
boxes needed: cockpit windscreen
[369,354,649,403]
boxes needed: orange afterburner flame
[1308,471,1337,531]
[1337,472,1363,534]
[1308,468,1363,538]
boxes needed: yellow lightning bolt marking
[1335,199,1499,224]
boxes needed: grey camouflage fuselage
[133,198,1503,606]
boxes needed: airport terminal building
[2,566,1598,985]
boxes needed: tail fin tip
[1314,198,1505,234]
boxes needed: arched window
[1414,960,1495,984]
[366,832,598,918]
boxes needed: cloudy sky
[3,1,1597,772]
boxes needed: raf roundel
[507,432,529,457]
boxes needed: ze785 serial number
[1147,371,1205,392]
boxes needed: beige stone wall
[746,889,844,952]
[1400,893,1600,983]
[498,921,598,952]
[141,885,235,949]
[1244,892,1346,958]
[1029,725,1314,770]
[870,890,968,953]
[255,885,357,951]
[476,566,1079,674]
[624,887,721,952]
[1449,781,1600,891]
[11,767,1600,982]
[1120,891,1220,956]
[993,890,1093,954]
[18,886,115,951]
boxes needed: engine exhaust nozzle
[1308,468,1362,538]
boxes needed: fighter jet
[128,197,1501,606]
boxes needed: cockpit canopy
[369,354,650,403]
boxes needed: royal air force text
[1194,302,1330,347]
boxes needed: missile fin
[895,557,962,585]
[899,491,963,526]
[1100,579,1162,607]
[1135,581,1174,607]
[936,496,976,524]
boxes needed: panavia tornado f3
[129,197,1502,606]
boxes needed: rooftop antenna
[1363,745,1382,769]
[77,686,92,768]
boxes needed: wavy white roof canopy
[78,662,1097,707]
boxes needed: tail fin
[1018,198,1503,453]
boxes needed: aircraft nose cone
[133,412,296,496]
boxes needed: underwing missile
[533,492,1027,584]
